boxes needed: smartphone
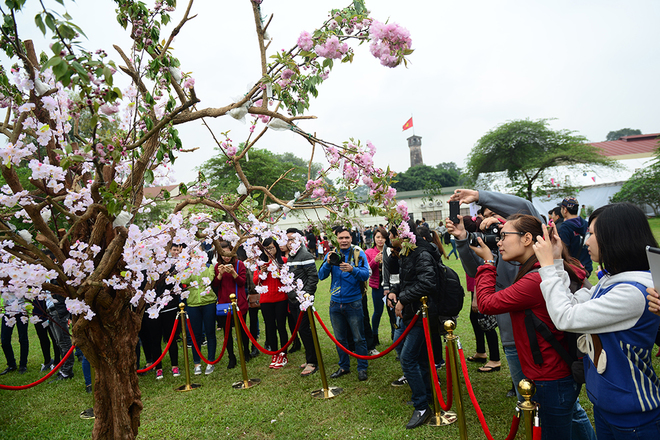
[449,201,460,224]
[647,246,660,292]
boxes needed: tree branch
[159,0,197,60]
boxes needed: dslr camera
[327,252,343,266]
[468,222,502,251]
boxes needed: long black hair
[218,240,237,265]
[591,203,657,275]
[507,214,583,285]
[261,237,284,264]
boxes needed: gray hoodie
[539,263,652,333]
[456,190,542,347]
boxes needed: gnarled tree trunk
[73,286,144,440]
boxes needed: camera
[468,222,502,251]
[327,252,343,266]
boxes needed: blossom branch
[158,0,197,61]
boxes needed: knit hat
[559,197,578,208]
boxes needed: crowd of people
[2,189,659,437]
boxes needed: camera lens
[328,253,341,266]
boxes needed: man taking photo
[318,225,370,381]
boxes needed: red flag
[402,117,413,131]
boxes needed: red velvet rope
[137,317,180,373]
[458,347,521,440]
[422,314,453,411]
[237,308,304,356]
[313,309,419,360]
[533,425,542,440]
[0,345,75,390]
[186,313,232,365]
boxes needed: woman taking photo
[211,241,248,370]
[254,237,289,370]
[472,214,595,440]
[365,227,388,347]
[534,202,660,439]
[185,260,217,376]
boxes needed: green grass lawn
[1,219,659,439]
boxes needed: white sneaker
[269,354,278,369]
[194,365,202,376]
[368,349,380,356]
[205,364,214,375]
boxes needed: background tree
[392,161,461,191]
[611,143,660,215]
[465,118,619,201]
[606,127,642,141]
[0,1,412,438]
[198,149,323,203]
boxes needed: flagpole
[411,113,414,136]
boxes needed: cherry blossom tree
[0,0,413,438]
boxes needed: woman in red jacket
[472,214,595,440]
[254,237,289,369]
[211,241,248,369]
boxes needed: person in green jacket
[185,265,218,376]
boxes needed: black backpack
[524,273,592,384]
[433,260,465,319]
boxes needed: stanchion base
[427,410,458,426]
[175,383,202,392]
[232,378,261,389]
[311,386,343,399]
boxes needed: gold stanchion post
[230,294,261,389]
[517,379,538,440]
[175,303,201,391]
[444,319,467,438]
[421,298,457,427]
[308,297,342,399]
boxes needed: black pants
[1,315,29,369]
[287,300,302,347]
[143,308,180,369]
[248,307,260,344]
[292,302,318,365]
[221,312,249,360]
[34,322,60,364]
[261,301,289,353]
[49,309,73,376]
[469,307,500,361]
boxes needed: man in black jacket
[387,224,441,429]
[286,228,320,377]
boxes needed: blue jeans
[533,375,595,440]
[572,398,597,440]
[186,303,217,365]
[448,240,458,259]
[371,287,385,341]
[594,406,660,440]
[503,345,526,401]
[400,325,432,411]
[82,354,91,387]
[329,300,368,371]
[393,319,405,357]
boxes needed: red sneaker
[269,354,278,369]
[273,353,288,369]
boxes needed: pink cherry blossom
[297,31,314,51]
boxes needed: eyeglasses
[499,231,526,240]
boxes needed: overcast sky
[13,0,660,186]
